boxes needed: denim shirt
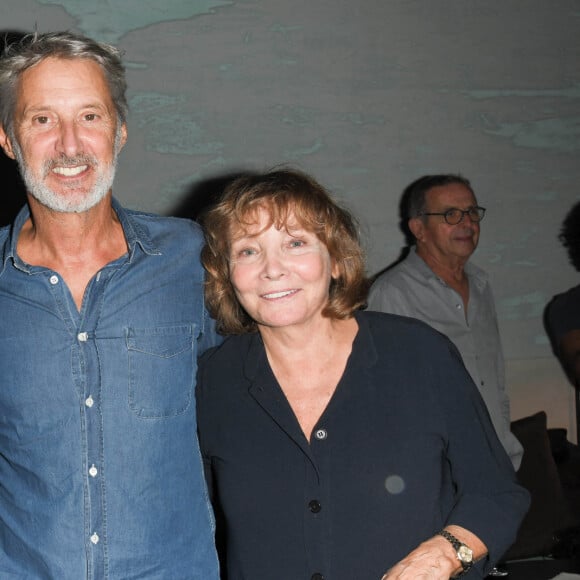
[0,199,220,579]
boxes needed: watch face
[458,545,474,563]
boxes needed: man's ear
[408,217,425,243]
[0,125,16,160]
[118,123,127,151]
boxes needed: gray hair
[398,174,475,245]
[0,31,128,139]
[403,174,475,219]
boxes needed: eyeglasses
[418,206,486,225]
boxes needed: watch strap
[437,529,474,576]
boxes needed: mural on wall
[2,0,580,429]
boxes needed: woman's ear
[331,258,340,280]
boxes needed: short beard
[13,127,123,214]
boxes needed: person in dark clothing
[545,201,580,435]
[197,168,529,580]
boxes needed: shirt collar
[407,245,488,290]
[111,198,161,261]
[1,197,161,276]
[1,204,29,274]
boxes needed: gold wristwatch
[437,529,474,576]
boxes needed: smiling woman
[201,168,367,335]
[228,209,338,331]
[196,167,530,580]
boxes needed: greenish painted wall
[2,0,580,436]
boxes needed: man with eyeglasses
[367,174,523,471]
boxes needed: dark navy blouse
[197,310,529,580]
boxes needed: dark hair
[559,201,580,271]
[0,31,128,139]
[403,174,474,219]
[398,174,475,243]
[201,168,369,335]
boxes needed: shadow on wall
[370,178,420,281]
[0,30,29,227]
[167,169,256,222]
[0,150,25,228]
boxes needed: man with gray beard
[0,32,220,579]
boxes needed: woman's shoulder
[358,309,449,345]
[200,332,252,361]
[357,310,461,371]
[198,332,259,387]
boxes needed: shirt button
[311,574,324,580]
[77,332,88,342]
[49,275,59,285]
[456,304,462,310]
[314,429,327,440]
[89,464,98,478]
[308,500,322,513]
[85,396,94,408]
[90,533,99,544]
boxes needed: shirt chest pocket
[126,325,196,419]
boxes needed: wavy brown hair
[201,168,369,335]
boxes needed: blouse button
[49,275,59,285]
[308,500,322,513]
[314,429,327,440]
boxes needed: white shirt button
[456,304,462,310]
[314,429,328,440]
[49,275,59,285]
[85,396,94,408]
[89,464,98,478]
[90,533,99,544]
[77,332,88,342]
